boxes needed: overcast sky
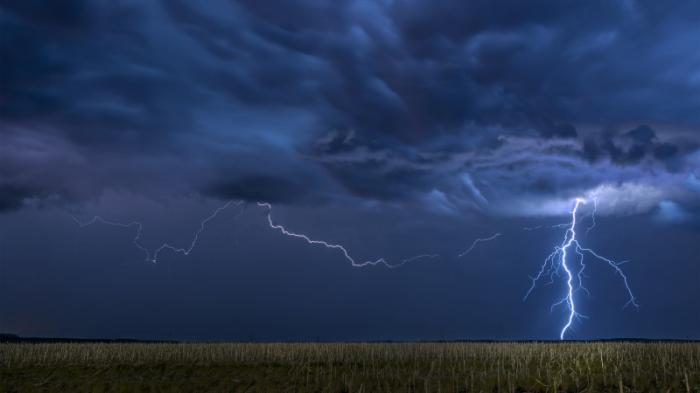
[1,0,698,340]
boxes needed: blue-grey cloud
[1,0,699,219]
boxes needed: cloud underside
[1,0,699,218]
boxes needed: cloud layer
[1,0,699,218]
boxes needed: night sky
[1,0,698,341]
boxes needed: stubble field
[1,341,698,392]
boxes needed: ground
[1,342,698,392]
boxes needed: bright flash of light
[523,197,638,340]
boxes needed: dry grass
[1,342,698,392]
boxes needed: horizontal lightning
[457,233,501,258]
[71,216,151,261]
[257,202,439,268]
[150,201,242,263]
[72,201,242,263]
[522,223,570,231]
[73,201,438,269]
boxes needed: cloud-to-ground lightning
[257,202,439,268]
[523,197,638,340]
[72,201,242,263]
[457,233,501,258]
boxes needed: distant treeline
[1,333,696,343]
[0,333,176,344]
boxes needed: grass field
[1,342,698,392]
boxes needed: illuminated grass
[1,342,698,392]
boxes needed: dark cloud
[539,121,578,139]
[0,0,699,213]
[579,125,691,170]
[205,175,323,205]
[653,143,679,161]
[0,185,38,212]
[625,125,656,144]
[0,0,196,150]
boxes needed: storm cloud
[1,0,699,216]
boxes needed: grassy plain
[1,342,698,392]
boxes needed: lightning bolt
[584,197,598,237]
[522,223,570,232]
[257,202,439,268]
[72,201,242,263]
[71,216,151,261]
[457,233,501,258]
[150,201,242,263]
[73,201,438,269]
[523,197,638,340]
[71,196,636,339]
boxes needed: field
[1,342,698,392]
